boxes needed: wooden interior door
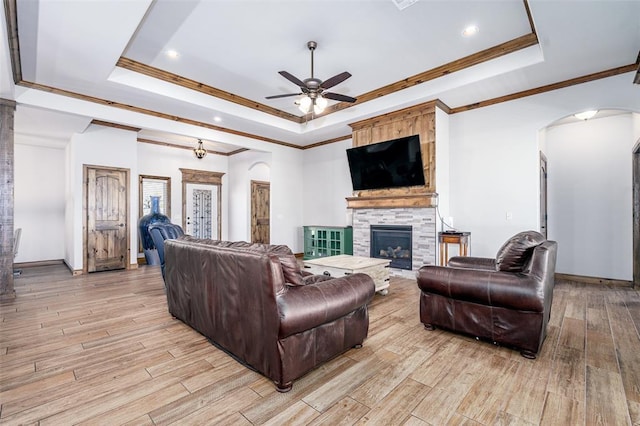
[251,180,270,244]
[86,166,128,272]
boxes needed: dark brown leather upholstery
[163,237,375,392]
[417,231,557,358]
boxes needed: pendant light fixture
[193,139,207,159]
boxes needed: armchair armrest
[417,265,546,312]
[277,273,375,338]
[447,256,496,270]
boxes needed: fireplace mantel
[346,193,437,209]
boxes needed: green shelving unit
[303,226,353,260]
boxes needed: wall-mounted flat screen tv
[346,135,425,191]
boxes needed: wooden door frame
[539,152,548,239]
[83,164,130,274]
[633,140,640,289]
[179,168,225,239]
[251,180,270,244]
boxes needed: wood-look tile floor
[1,265,639,425]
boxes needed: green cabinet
[303,226,353,260]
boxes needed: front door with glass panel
[185,183,219,239]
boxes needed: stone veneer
[352,208,437,278]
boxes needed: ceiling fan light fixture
[298,96,313,113]
[314,96,328,114]
[193,139,207,159]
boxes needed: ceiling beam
[450,63,638,114]
[315,32,540,118]
[116,57,304,124]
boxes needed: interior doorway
[251,180,270,244]
[633,140,639,288]
[84,165,129,273]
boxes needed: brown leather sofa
[417,231,557,358]
[163,236,376,392]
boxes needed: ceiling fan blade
[320,72,352,90]
[323,92,357,103]
[278,71,307,88]
[265,93,302,99]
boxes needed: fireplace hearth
[370,225,412,270]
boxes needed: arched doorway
[544,110,637,284]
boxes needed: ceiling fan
[266,41,357,114]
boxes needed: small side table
[438,231,471,266]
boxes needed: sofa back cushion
[177,236,304,286]
[495,231,546,272]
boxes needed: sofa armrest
[417,265,547,312]
[277,273,375,338]
[302,274,333,285]
[447,256,496,270]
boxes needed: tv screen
[346,135,425,191]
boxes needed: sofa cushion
[178,236,305,286]
[495,231,545,272]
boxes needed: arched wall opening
[542,109,638,282]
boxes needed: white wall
[546,113,637,280]
[435,106,452,232]
[270,147,305,252]
[68,125,139,270]
[448,73,639,260]
[14,141,66,262]
[227,150,271,242]
[302,139,353,228]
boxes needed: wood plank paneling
[347,101,439,209]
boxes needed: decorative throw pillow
[277,254,305,286]
[239,243,305,286]
[495,231,545,272]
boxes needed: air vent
[391,0,419,11]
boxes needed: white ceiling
[2,0,639,152]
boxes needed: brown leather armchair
[417,231,557,358]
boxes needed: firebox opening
[370,225,412,270]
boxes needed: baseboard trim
[556,273,633,287]
[14,259,65,268]
[62,259,83,276]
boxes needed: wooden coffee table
[302,254,391,295]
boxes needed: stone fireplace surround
[352,207,437,278]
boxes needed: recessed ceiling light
[213,116,222,123]
[574,110,598,120]
[462,25,479,37]
[165,49,180,59]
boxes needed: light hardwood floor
[1,265,639,425]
